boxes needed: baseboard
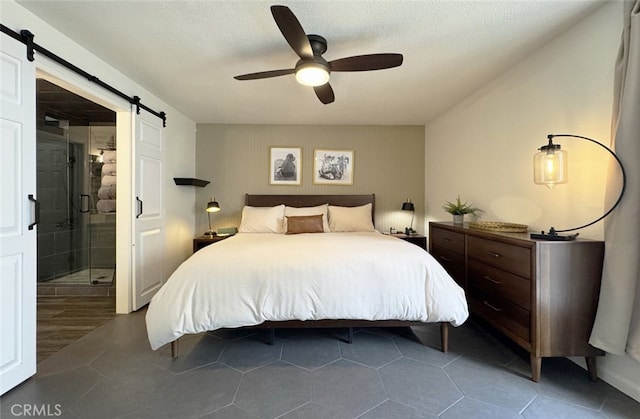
[570,356,640,402]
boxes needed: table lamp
[402,198,416,235]
[205,197,221,236]
[531,134,626,240]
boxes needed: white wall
[3,0,197,311]
[426,3,619,240]
[426,2,639,401]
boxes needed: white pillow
[284,204,330,232]
[328,203,375,232]
[238,204,285,233]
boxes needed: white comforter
[146,232,469,350]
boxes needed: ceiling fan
[233,5,403,104]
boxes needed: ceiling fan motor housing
[307,34,328,55]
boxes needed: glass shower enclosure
[36,120,116,286]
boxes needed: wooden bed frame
[170,194,450,357]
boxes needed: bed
[145,194,469,357]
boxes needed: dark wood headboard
[245,194,375,222]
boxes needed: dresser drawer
[430,227,465,254]
[467,236,532,279]
[431,245,465,287]
[468,259,531,310]
[468,289,530,344]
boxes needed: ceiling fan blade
[314,83,335,104]
[270,5,313,59]
[234,68,295,80]
[329,53,403,72]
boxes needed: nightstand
[389,233,427,250]
[193,235,232,253]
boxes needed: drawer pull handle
[487,251,501,258]
[443,237,451,242]
[483,301,503,312]
[439,256,454,262]
[483,275,501,285]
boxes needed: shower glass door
[36,127,91,284]
[36,125,116,286]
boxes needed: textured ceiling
[17,0,604,125]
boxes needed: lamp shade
[295,62,330,86]
[206,198,220,213]
[534,137,567,189]
[402,200,415,212]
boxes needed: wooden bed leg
[267,328,275,345]
[585,356,599,382]
[347,327,354,344]
[170,339,178,358]
[440,322,449,353]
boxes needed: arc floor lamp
[531,134,626,241]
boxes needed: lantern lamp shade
[534,143,567,189]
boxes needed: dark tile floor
[2,311,638,418]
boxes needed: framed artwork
[313,148,354,185]
[269,147,302,185]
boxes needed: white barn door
[132,109,165,310]
[0,36,36,395]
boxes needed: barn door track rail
[1,24,167,127]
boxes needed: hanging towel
[98,185,116,200]
[102,150,116,163]
[96,199,116,213]
[102,163,116,176]
[101,175,117,187]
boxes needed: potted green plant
[442,195,482,224]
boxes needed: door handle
[28,194,40,230]
[80,194,90,213]
[136,196,143,218]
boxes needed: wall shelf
[173,177,210,187]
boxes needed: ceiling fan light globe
[295,63,330,86]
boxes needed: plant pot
[453,214,464,225]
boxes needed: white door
[132,109,165,310]
[0,36,37,395]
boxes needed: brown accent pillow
[285,215,325,234]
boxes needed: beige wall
[426,2,640,402]
[195,124,424,235]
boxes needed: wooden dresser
[429,222,604,382]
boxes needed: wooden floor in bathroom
[37,295,116,362]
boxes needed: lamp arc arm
[549,134,627,233]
